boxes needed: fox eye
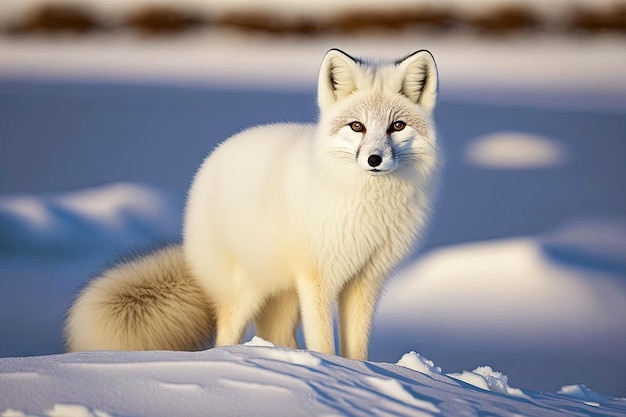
[391,121,406,131]
[349,121,364,132]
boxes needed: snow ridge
[1,340,625,417]
[0,183,180,255]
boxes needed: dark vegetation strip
[2,2,625,37]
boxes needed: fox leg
[338,273,383,360]
[297,275,335,355]
[213,301,250,347]
[254,288,300,348]
[213,265,265,347]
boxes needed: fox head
[316,49,438,179]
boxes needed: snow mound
[396,351,441,376]
[243,337,321,367]
[0,182,180,255]
[1,342,625,417]
[464,131,567,169]
[1,404,113,417]
[243,336,276,348]
[557,384,611,404]
[448,366,529,399]
[378,234,626,347]
[541,219,626,273]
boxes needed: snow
[464,131,568,169]
[363,376,440,415]
[378,235,626,342]
[1,339,625,417]
[396,353,535,406]
[0,183,180,254]
[541,219,626,272]
[1,0,626,112]
[558,384,611,404]
[396,351,441,377]
[244,336,278,348]
[1,33,625,113]
[448,366,529,399]
[243,337,321,368]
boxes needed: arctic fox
[65,48,440,360]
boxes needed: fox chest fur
[185,117,435,295]
[298,165,430,295]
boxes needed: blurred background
[0,0,625,397]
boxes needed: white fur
[65,49,440,360]
[65,245,215,352]
[184,49,439,359]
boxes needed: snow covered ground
[2,32,626,112]
[1,337,626,417]
[1,1,625,414]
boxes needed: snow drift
[0,183,181,255]
[1,338,625,417]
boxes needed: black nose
[367,154,383,167]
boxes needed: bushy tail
[64,244,216,352]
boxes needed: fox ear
[318,49,360,109]
[396,50,438,112]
